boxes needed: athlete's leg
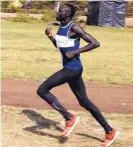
[37,68,82,121]
[68,76,112,134]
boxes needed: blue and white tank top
[55,21,82,70]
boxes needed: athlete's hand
[66,51,76,59]
[45,27,52,37]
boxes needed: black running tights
[37,68,112,134]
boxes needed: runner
[37,4,120,146]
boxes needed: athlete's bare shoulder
[70,22,86,37]
[71,22,83,31]
[70,22,99,44]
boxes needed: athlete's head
[56,4,76,21]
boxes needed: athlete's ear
[68,11,71,17]
[66,11,71,17]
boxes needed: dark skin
[45,5,100,58]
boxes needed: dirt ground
[2,80,133,114]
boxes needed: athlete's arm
[66,24,100,58]
[45,27,57,48]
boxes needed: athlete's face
[56,5,70,21]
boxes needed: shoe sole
[62,116,80,137]
[106,131,120,147]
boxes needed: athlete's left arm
[66,24,100,58]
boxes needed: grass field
[2,106,133,147]
[2,20,133,147]
[1,21,133,84]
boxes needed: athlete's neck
[60,18,72,27]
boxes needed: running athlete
[37,4,120,147]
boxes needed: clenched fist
[45,27,52,37]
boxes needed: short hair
[64,4,76,18]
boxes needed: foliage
[7,0,23,12]
[1,8,46,14]
[30,1,54,9]
[61,0,88,11]
[28,9,45,14]
[1,1,10,8]
[41,10,56,22]
[6,13,39,23]
[5,10,56,23]
[1,1,133,17]
[126,2,133,17]
[1,8,14,13]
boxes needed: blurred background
[1,0,133,27]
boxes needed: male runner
[37,4,120,147]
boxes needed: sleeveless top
[55,21,82,70]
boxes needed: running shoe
[61,115,80,137]
[101,129,120,147]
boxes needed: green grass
[1,21,133,84]
[2,106,133,147]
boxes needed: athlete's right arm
[45,27,57,48]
